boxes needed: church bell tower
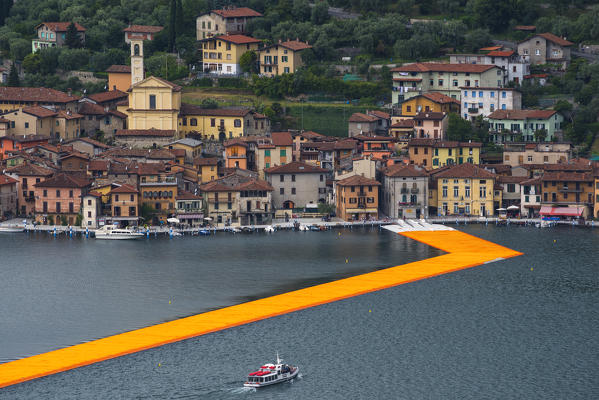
[130,38,144,86]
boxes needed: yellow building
[125,76,181,132]
[594,177,599,219]
[178,103,253,140]
[200,34,261,74]
[106,65,131,92]
[399,92,460,116]
[408,139,482,169]
[433,163,496,217]
[255,131,293,178]
[193,157,219,183]
[140,175,178,224]
[257,40,312,77]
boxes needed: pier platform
[0,223,522,389]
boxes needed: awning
[177,213,204,219]
[540,206,584,217]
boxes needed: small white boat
[0,225,25,233]
[94,225,145,240]
[298,224,309,231]
[244,354,299,388]
[264,225,275,233]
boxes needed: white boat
[0,225,25,233]
[298,224,309,231]
[244,354,299,388]
[94,225,145,240]
[264,225,275,233]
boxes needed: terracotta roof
[35,172,90,188]
[349,112,379,123]
[271,131,293,146]
[5,163,54,176]
[106,65,131,73]
[392,77,422,82]
[78,102,107,115]
[413,112,447,121]
[391,120,415,128]
[88,160,110,171]
[214,34,261,45]
[337,175,380,187]
[421,92,460,104]
[536,33,573,47]
[193,157,219,166]
[176,190,201,200]
[481,164,512,174]
[147,149,176,159]
[520,177,542,185]
[434,163,495,179]
[391,63,497,73]
[87,90,128,104]
[0,174,18,185]
[111,183,139,194]
[498,175,527,184]
[487,110,557,120]
[57,110,83,120]
[109,109,128,119]
[60,151,89,160]
[212,7,262,18]
[541,171,593,182]
[179,103,251,117]
[486,50,515,57]
[479,46,502,51]
[368,110,390,119]
[87,191,103,197]
[408,138,482,148]
[352,135,393,142]
[383,164,428,178]
[515,25,536,31]
[0,87,79,103]
[37,22,86,32]
[115,129,176,137]
[22,106,57,118]
[122,25,164,33]
[279,40,312,51]
[264,161,327,174]
[223,138,248,148]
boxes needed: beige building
[123,76,182,132]
[257,40,312,76]
[196,7,262,40]
[517,33,573,68]
[200,34,261,75]
[265,161,328,210]
[0,174,18,218]
[1,107,82,140]
[502,142,571,167]
[381,164,429,219]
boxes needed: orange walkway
[0,230,522,389]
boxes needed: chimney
[67,88,72,97]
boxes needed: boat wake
[229,386,256,395]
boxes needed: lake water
[1,225,598,399]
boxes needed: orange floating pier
[0,229,522,389]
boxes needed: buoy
[345,259,348,263]
[553,239,556,243]
[530,267,533,271]
[158,363,161,367]
[369,309,371,313]
[169,300,171,304]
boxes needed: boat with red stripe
[243,353,299,388]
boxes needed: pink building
[34,173,90,225]
[6,163,55,216]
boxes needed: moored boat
[244,354,299,388]
[94,225,145,240]
[0,225,25,233]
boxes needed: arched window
[134,44,140,56]
[190,118,197,126]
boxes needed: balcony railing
[400,188,409,194]
[559,187,583,193]
[411,188,419,194]
[468,108,479,113]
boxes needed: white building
[450,50,530,84]
[82,192,101,228]
[381,164,429,219]
[520,177,542,217]
[460,87,522,120]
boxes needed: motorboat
[224,227,242,234]
[94,225,145,240]
[0,225,25,233]
[264,225,275,233]
[244,354,299,388]
[298,224,309,231]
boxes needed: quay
[0,224,522,389]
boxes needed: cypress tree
[168,0,176,52]
[176,0,184,39]
[65,22,81,48]
[7,62,19,87]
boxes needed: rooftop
[337,174,381,187]
[35,172,91,188]
[383,164,428,178]
[434,163,495,179]
[391,63,497,73]
[115,129,176,137]
[0,87,79,104]
[87,90,128,104]
[106,65,131,73]
[264,161,328,174]
[487,109,557,120]
[122,25,164,33]
[213,34,261,45]
[37,22,86,32]
[212,7,263,18]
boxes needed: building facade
[335,175,380,221]
[257,40,312,76]
[461,87,522,120]
[264,161,328,210]
[200,34,261,75]
[487,110,564,143]
[381,164,428,219]
[196,7,262,39]
[517,33,573,68]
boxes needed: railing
[400,188,409,194]
[411,188,419,194]
[468,108,479,113]
[559,187,583,193]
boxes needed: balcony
[468,108,479,113]
[410,188,419,194]
[400,188,409,194]
[558,187,583,193]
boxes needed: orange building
[34,173,91,225]
[106,65,131,92]
[5,163,54,216]
[110,184,139,226]
[335,175,380,221]
[224,138,248,169]
[353,135,394,159]
[0,135,49,160]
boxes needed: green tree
[239,50,258,73]
[168,0,176,52]
[64,22,82,49]
[23,53,41,74]
[176,0,184,38]
[446,112,473,141]
[7,62,19,86]
[9,38,30,61]
[311,1,330,25]
[534,128,547,142]
[291,0,311,22]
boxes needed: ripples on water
[1,225,598,399]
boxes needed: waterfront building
[520,177,542,217]
[199,34,261,75]
[175,191,204,227]
[139,173,178,225]
[460,87,522,120]
[502,142,571,167]
[200,170,273,226]
[408,139,481,168]
[0,174,18,218]
[487,109,563,143]
[432,163,496,217]
[497,175,527,208]
[391,63,504,104]
[257,39,312,77]
[335,175,380,221]
[110,184,139,227]
[34,173,91,225]
[196,7,262,40]
[540,171,594,218]
[264,161,328,210]
[398,92,460,117]
[381,164,428,219]
[5,163,54,216]
[82,191,101,228]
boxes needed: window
[56,202,61,213]
[25,122,29,129]
[56,190,61,197]
[280,188,284,195]
[490,104,494,112]
[480,186,486,198]
[535,49,540,56]
[283,67,290,73]
[320,175,323,182]
[442,186,448,198]
[479,91,483,97]
[280,149,286,157]
[234,119,241,127]
[265,149,270,157]
[465,186,470,198]
[464,91,468,97]
[453,186,459,197]
[210,118,215,127]
[43,190,47,197]
[453,80,458,87]
[149,95,156,109]
[472,91,476,98]
[291,188,296,195]
[490,92,495,98]
[291,174,295,182]
[454,203,459,213]
[190,118,197,126]
[280,175,284,182]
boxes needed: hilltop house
[450,50,530,84]
[196,7,263,39]
[487,109,563,143]
[200,34,261,75]
[32,22,86,52]
[257,40,312,76]
[517,33,574,68]
[461,87,522,120]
